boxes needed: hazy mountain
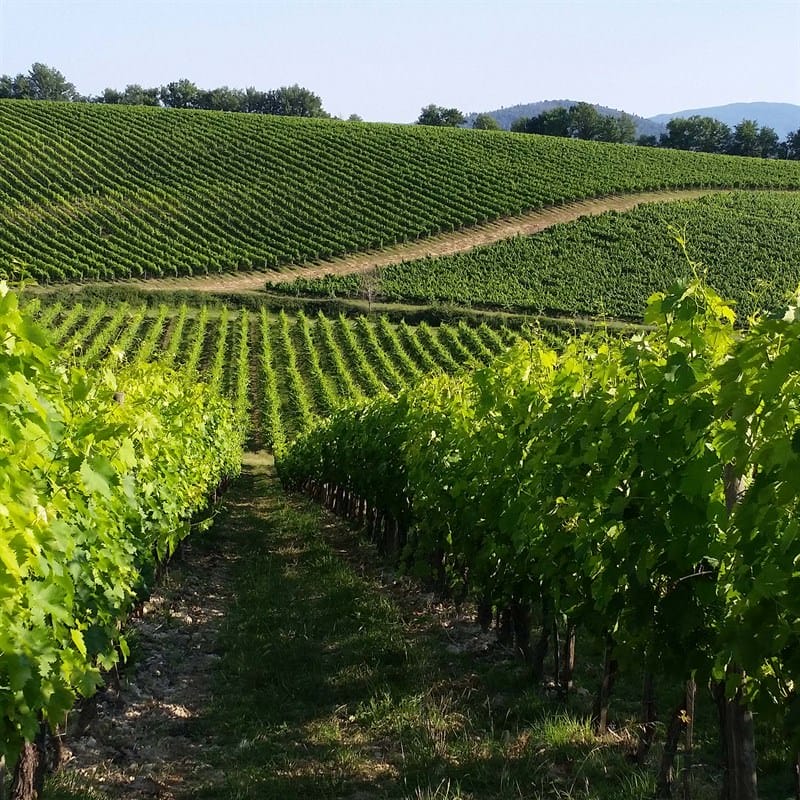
[465,100,666,138]
[650,102,800,140]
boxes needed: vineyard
[28,297,522,446]
[278,275,800,797]
[3,101,800,283]
[0,286,243,792]
[6,95,800,799]
[266,191,800,319]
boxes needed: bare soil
[58,534,232,798]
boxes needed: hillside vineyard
[267,191,800,319]
[2,100,800,282]
[6,97,800,798]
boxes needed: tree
[8,74,33,99]
[27,63,77,101]
[567,102,602,139]
[121,84,160,106]
[729,119,760,157]
[243,86,269,113]
[347,113,363,122]
[784,129,800,160]
[613,112,637,144]
[97,87,123,104]
[660,116,731,153]
[510,115,532,133]
[196,86,246,112]
[523,107,571,137]
[360,267,383,313]
[264,85,327,117]
[756,125,780,158]
[512,104,635,143]
[472,113,500,130]
[160,79,200,109]
[416,104,465,126]
[0,74,17,98]
[0,63,77,101]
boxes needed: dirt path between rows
[52,453,511,799]
[64,189,732,297]
[53,452,272,798]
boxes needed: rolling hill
[3,99,800,285]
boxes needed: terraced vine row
[3,101,800,283]
[35,300,518,444]
[269,191,800,320]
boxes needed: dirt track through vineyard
[53,452,508,799]
[71,189,734,296]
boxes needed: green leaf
[79,456,114,499]
[70,628,87,658]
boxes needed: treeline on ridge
[0,62,329,118]
[509,101,800,159]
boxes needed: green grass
[43,458,797,799]
[3,101,800,282]
[167,460,666,800]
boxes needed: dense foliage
[0,63,78,102]
[655,116,796,159]
[0,62,327,117]
[511,101,637,143]
[0,285,243,765]
[2,101,800,283]
[416,104,466,126]
[512,103,798,160]
[278,276,800,775]
[267,191,800,319]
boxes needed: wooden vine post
[715,464,758,800]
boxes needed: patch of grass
[44,774,110,800]
[181,462,712,799]
[44,458,798,799]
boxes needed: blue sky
[1,0,798,122]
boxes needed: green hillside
[3,100,800,283]
[268,191,800,319]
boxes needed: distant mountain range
[466,100,800,140]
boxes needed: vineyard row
[32,299,521,445]
[267,190,800,320]
[3,100,800,282]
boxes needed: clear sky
[1,0,798,123]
